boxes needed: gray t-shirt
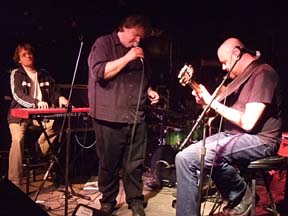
[223,63,282,141]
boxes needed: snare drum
[165,126,184,148]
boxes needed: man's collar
[112,31,121,46]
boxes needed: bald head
[216,38,249,78]
[217,38,244,59]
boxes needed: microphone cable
[128,59,145,166]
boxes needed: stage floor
[14,168,288,216]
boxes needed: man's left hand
[59,96,69,108]
[147,88,160,105]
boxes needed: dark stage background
[1,1,288,176]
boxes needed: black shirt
[88,31,150,123]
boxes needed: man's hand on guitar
[178,64,218,124]
[193,84,218,126]
[192,89,204,104]
[192,84,213,106]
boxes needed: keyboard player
[7,42,69,189]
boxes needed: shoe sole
[223,203,252,216]
[239,204,252,216]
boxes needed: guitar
[178,63,228,101]
[178,60,261,103]
[178,60,260,132]
[178,63,221,131]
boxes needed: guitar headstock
[178,64,195,86]
[178,64,202,93]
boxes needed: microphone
[132,42,140,47]
[132,42,144,63]
[236,46,261,59]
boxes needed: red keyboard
[11,107,90,119]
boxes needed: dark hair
[13,43,35,65]
[118,14,152,37]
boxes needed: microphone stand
[178,58,240,216]
[57,39,90,216]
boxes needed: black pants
[92,119,147,207]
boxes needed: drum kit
[145,106,204,188]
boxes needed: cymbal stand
[154,112,166,186]
[145,111,166,189]
[157,112,166,146]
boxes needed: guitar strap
[216,60,261,102]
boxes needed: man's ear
[233,46,242,60]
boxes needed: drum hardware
[146,105,186,125]
[149,145,178,188]
[145,106,193,188]
[147,125,182,188]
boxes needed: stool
[208,155,286,216]
[22,125,50,194]
[247,155,286,216]
[22,156,49,194]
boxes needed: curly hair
[13,43,35,65]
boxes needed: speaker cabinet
[56,84,89,107]
[0,176,49,216]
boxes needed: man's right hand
[126,46,144,62]
[37,101,49,109]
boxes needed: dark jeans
[175,132,278,216]
[92,118,147,207]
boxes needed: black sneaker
[131,203,145,216]
[100,203,115,214]
[144,178,161,191]
[222,186,252,216]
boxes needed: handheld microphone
[236,46,261,59]
[132,42,140,47]
[132,42,144,63]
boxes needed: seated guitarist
[7,42,69,188]
[175,37,282,216]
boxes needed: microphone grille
[133,42,140,47]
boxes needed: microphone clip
[235,46,261,59]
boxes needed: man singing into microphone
[176,37,282,216]
[88,14,159,216]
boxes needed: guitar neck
[188,80,201,93]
